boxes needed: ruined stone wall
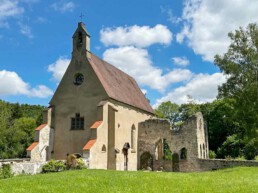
[138,113,208,172]
[198,159,258,171]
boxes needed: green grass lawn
[0,167,257,193]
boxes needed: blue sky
[0,0,258,108]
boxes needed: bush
[217,134,244,159]
[235,156,245,161]
[42,160,66,173]
[243,138,258,160]
[75,158,86,169]
[255,156,258,161]
[0,164,13,179]
[209,150,216,159]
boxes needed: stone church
[27,22,209,172]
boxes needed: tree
[214,23,258,139]
[0,100,44,159]
[217,134,244,159]
[200,99,244,152]
[155,101,179,124]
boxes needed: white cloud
[29,85,53,98]
[48,56,70,82]
[172,56,189,67]
[0,70,53,98]
[160,6,182,24]
[154,72,226,107]
[18,22,33,38]
[103,46,192,92]
[100,24,173,48]
[176,24,190,44]
[177,0,258,62]
[0,0,24,27]
[51,1,75,13]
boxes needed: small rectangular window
[71,114,84,130]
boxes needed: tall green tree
[200,99,244,153]
[155,101,179,123]
[214,23,258,139]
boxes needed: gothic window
[71,113,84,130]
[180,147,187,160]
[131,124,136,151]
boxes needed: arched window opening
[101,144,106,152]
[180,148,187,160]
[155,139,163,161]
[163,138,172,160]
[131,124,136,152]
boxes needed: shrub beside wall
[0,164,13,179]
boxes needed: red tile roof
[90,121,102,129]
[35,124,47,131]
[26,142,39,151]
[83,139,96,150]
[88,53,154,115]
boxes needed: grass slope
[0,167,257,193]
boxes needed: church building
[27,22,209,172]
[27,22,155,170]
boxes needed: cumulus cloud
[51,1,75,13]
[154,73,226,107]
[100,24,173,48]
[172,56,189,67]
[0,0,24,27]
[0,70,53,98]
[48,56,70,82]
[103,46,192,92]
[177,0,258,62]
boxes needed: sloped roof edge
[88,53,154,115]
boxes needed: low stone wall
[153,160,172,171]
[198,159,258,171]
[0,161,46,175]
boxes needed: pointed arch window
[131,124,136,152]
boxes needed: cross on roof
[79,13,84,22]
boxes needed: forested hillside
[0,100,44,159]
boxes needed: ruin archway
[172,153,180,172]
[140,152,153,170]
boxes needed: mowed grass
[0,167,257,193]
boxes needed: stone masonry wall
[198,159,258,171]
[138,115,204,172]
[0,161,46,175]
